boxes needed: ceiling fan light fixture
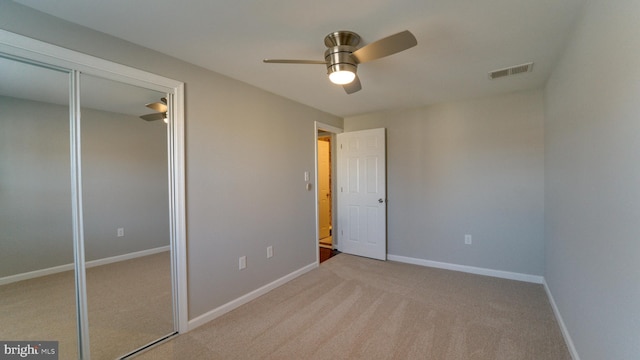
[329,70,356,85]
[328,63,357,85]
[263,30,417,94]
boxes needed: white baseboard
[543,280,581,360]
[0,263,74,286]
[188,262,319,331]
[387,254,544,284]
[0,246,170,286]
[86,245,170,268]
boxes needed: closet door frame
[0,29,188,357]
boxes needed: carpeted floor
[136,254,570,359]
[0,252,174,359]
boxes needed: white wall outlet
[117,228,124,237]
[239,256,246,270]
[267,246,273,258]
[465,234,472,245]
[304,171,309,181]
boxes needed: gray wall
[0,1,342,319]
[0,95,169,277]
[345,90,545,276]
[544,0,640,358]
[0,96,72,276]
[81,103,170,261]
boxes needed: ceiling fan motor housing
[324,30,361,47]
[324,31,361,77]
[325,45,358,75]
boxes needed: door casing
[314,122,342,263]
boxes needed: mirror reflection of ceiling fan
[263,30,417,94]
[140,97,167,122]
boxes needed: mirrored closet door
[80,74,175,359]
[0,55,79,359]
[0,30,184,359]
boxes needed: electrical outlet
[117,228,124,237]
[267,246,273,258]
[465,234,472,245]
[239,256,246,270]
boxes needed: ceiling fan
[263,30,417,94]
[140,97,167,122]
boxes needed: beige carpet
[137,254,570,360]
[0,252,174,359]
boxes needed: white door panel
[337,128,386,260]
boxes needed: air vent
[488,62,534,79]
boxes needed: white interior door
[337,128,386,260]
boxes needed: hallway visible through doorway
[319,247,340,263]
[317,134,332,249]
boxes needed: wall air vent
[488,62,534,79]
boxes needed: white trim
[314,121,343,263]
[88,246,170,268]
[70,69,91,358]
[0,29,178,92]
[0,246,170,286]
[171,82,189,333]
[316,122,343,134]
[0,263,73,286]
[543,280,581,360]
[387,254,544,284]
[188,262,318,331]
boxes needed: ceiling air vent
[488,62,534,79]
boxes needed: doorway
[318,135,332,245]
[318,134,333,263]
[314,122,388,264]
[315,122,342,263]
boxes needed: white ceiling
[13,0,585,118]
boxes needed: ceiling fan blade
[263,59,326,65]
[140,113,166,121]
[351,30,417,64]
[343,75,362,94]
[146,102,167,113]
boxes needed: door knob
[378,198,384,203]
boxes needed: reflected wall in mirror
[80,74,174,359]
[0,56,79,359]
